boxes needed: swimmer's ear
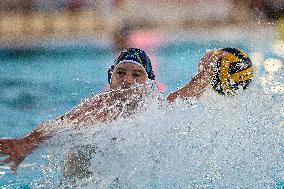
[108,65,115,84]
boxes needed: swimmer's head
[211,47,254,96]
[108,48,155,89]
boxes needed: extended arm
[167,50,227,102]
[0,94,104,174]
[167,70,213,101]
[0,87,143,173]
[0,123,52,174]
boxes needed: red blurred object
[66,0,85,12]
[128,31,162,49]
[129,31,166,92]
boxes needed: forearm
[0,112,78,173]
[25,128,51,146]
[167,70,212,102]
[0,126,53,166]
[19,123,54,154]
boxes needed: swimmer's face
[110,63,147,90]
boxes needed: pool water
[0,38,283,188]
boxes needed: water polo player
[0,48,157,175]
[0,47,254,176]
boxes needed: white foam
[263,58,282,73]
[35,73,284,188]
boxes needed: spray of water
[14,62,280,188]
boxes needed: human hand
[198,50,228,73]
[0,137,36,174]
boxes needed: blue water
[0,38,283,188]
[0,40,252,136]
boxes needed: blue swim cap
[108,48,155,84]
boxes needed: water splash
[31,74,284,188]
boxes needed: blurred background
[0,0,283,47]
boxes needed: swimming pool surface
[1,36,283,188]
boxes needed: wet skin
[110,63,148,90]
[0,50,228,174]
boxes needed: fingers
[0,157,12,165]
[202,51,215,60]
[0,139,12,150]
[0,157,17,174]
[199,50,229,72]
[0,151,5,157]
[0,142,3,153]
[0,141,10,156]
[0,139,21,174]
[202,50,228,61]
[12,168,17,175]
[0,157,21,174]
[11,161,21,175]
[211,50,228,60]
[0,142,12,164]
